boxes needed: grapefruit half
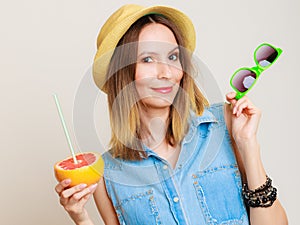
[54,152,104,187]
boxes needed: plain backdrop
[1,0,299,224]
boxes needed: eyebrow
[137,46,179,58]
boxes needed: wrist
[234,137,260,157]
[239,148,268,190]
[234,140,268,189]
[234,135,259,148]
[77,220,94,225]
[69,210,93,225]
[242,175,277,208]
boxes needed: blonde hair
[104,14,208,160]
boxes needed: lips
[151,86,173,94]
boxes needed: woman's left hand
[226,92,261,147]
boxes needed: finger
[230,97,246,116]
[61,183,87,199]
[226,92,237,105]
[59,195,68,206]
[81,184,98,202]
[55,179,71,194]
[74,193,93,210]
[226,92,236,100]
[83,193,92,201]
[81,192,95,203]
[88,183,98,194]
[235,97,254,117]
[235,96,247,112]
[69,184,98,203]
[226,92,236,99]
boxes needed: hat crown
[97,4,144,48]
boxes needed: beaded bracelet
[242,175,277,208]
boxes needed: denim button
[163,165,168,170]
[173,197,179,202]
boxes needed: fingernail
[79,183,87,189]
[89,183,98,191]
[64,179,71,184]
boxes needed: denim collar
[189,107,218,127]
[143,108,218,158]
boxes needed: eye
[169,52,179,61]
[142,56,153,63]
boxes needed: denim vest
[102,103,249,225]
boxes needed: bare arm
[224,94,288,225]
[93,177,119,225]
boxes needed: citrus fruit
[54,152,104,187]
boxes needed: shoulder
[204,102,233,134]
[101,150,123,171]
[205,102,226,124]
[189,102,227,128]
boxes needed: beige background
[1,0,299,224]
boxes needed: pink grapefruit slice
[54,152,104,187]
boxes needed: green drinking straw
[53,93,78,164]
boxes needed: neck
[139,105,181,168]
[139,105,170,149]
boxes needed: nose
[157,61,172,80]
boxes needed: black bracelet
[242,175,277,208]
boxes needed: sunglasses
[230,43,282,99]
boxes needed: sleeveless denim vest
[102,103,249,225]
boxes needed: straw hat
[92,4,196,92]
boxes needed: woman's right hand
[55,179,98,225]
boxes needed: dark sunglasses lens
[255,45,278,67]
[232,70,256,92]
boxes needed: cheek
[134,79,148,97]
[170,60,183,79]
[174,70,184,85]
[135,64,156,80]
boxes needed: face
[135,23,183,109]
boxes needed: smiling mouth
[151,87,173,94]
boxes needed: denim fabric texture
[102,103,249,225]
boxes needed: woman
[55,4,288,225]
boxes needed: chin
[142,97,174,109]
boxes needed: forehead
[138,23,178,53]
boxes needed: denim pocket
[114,189,162,225]
[192,165,246,225]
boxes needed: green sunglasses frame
[230,43,283,99]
